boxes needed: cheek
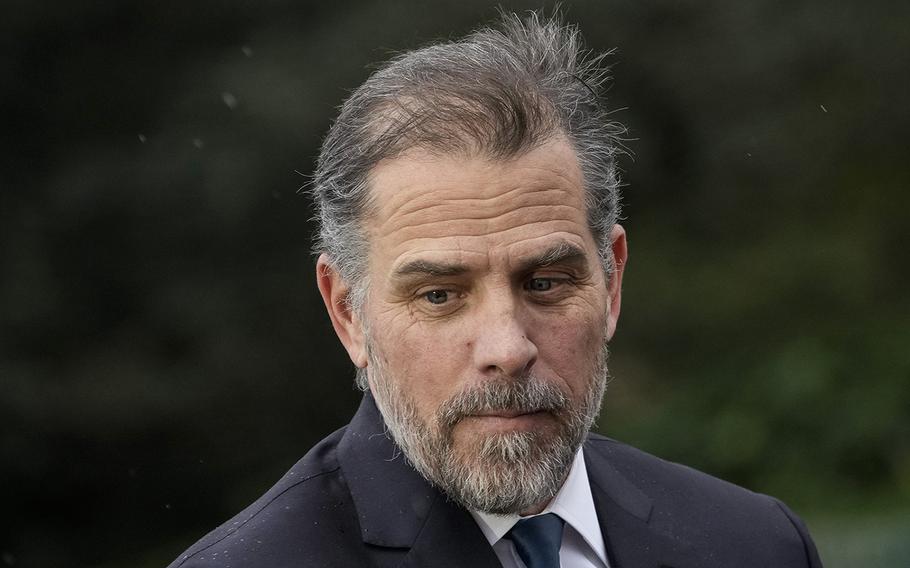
[533,313,605,389]
[378,320,468,411]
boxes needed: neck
[519,500,551,516]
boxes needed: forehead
[364,138,595,271]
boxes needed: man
[169,12,823,568]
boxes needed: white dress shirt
[470,448,610,568]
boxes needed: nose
[471,292,538,378]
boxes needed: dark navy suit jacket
[169,394,823,567]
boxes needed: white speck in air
[138,134,147,143]
[222,92,238,109]
[193,138,204,149]
[819,104,828,113]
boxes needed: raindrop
[222,92,238,109]
[819,104,828,113]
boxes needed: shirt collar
[469,447,608,564]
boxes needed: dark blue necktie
[507,513,565,568]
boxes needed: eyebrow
[392,259,470,279]
[391,240,589,282]
[515,240,590,274]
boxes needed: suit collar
[337,394,501,567]
[336,393,436,548]
[585,438,701,568]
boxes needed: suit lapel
[585,440,701,568]
[338,394,500,568]
[398,492,502,568]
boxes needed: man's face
[322,137,626,514]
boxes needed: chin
[440,426,576,514]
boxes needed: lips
[472,409,544,419]
[437,378,570,430]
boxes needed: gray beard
[360,337,609,515]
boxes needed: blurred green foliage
[1,1,907,566]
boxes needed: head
[313,12,628,515]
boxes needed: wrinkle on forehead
[364,138,594,273]
[380,204,585,246]
[371,159,582,221]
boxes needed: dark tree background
[2,1,908,567]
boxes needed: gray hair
[310,11,626,312]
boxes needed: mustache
[436,376,571,429]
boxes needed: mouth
[460,409,552,430]
[471,409,544,419]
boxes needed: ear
[316,254,368,368]
[604,224,628,341]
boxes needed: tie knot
[507,513,565,568]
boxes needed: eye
[526,278,554,292]
[424,289,449,304]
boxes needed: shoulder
[585,433,769,505]
[167,426,368,568]
[584,434,823,567]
